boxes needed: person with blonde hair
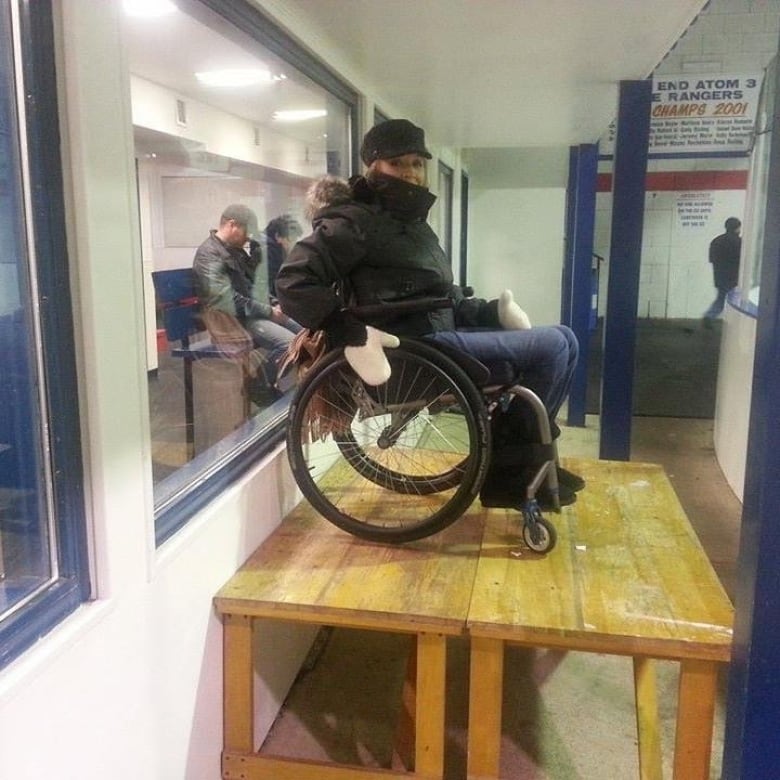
[277,119,582,507]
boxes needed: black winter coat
[276,174,500,344]
[709,230,741,291]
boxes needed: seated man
[193,203,300,402]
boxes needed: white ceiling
[277,0,709,149]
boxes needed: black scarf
[350,173,437,221]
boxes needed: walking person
[704,217,742,324]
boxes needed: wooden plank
[673,659,719,780]
[223,752,438,779]
[223,614,253,753]
[415,633,447,776]
[633,656,663,780]
[215,501,482,634]
[393,636,417,771]
[467,458,733,660]
[466,636,504,779]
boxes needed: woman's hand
[344,326,400,385]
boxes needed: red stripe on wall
[597,170,748,192]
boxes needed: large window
[0,0,89,668]
[123,0,358,542]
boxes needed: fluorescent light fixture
[273,109,327,122]
[123,0,177,17]
[196,69,279,88]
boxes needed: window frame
[437,159,454,263]
[0,0,90,669]
[150,0,360,544]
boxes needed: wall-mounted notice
[602,74,763,156]
[676,192,714,229]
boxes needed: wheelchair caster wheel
[521,504,557,553]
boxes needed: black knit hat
[360,119,432,166]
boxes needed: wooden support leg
[415,632,447,777]
[223,614,254,755]
[393,635,417,771]
[633,656,663,780]
[467,636,504,780]
[673,659,719,780]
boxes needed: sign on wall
[601,74,763,156]
[676,192,714,229]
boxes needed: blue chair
[151,269,253,458]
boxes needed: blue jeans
[426,324,578,422]
[246,317,301,384]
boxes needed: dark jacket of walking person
[704,217,742,320]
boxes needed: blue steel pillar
[565,143,598,427]
[723,51,780,779]
[599,80,651,460]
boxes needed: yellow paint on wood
[467,636,504,779]
[673,659,719,780]
[468,458,733,660]
[415,633,447,776]
[215,500,482,633]
[633,656,663,780]
[222,614,253,753]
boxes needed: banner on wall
[601,74,763,156]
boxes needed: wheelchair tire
[286,339,491,543]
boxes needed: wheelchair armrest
[347,297,453,321]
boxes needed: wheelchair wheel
[286,339,491,543]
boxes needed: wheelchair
[285,300,560,553]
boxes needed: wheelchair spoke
[287,341,490,542]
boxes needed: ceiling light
[196,69,277,88]
[273,110,328,122]
[123,0,177,17]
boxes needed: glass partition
[122,0,356,541]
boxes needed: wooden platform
[215,502,484,780]
[467,458,733,780]
[214,457,733,780]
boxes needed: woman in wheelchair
[276,118,583,515]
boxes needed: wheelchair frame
[284,302,560,553]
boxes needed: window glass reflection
[0,5,54,620]
[124,2,352,504]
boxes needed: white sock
[498,289,532,330]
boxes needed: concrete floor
[259,415,740,778]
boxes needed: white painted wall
[714,304,756,501]
[463,147,569,326]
